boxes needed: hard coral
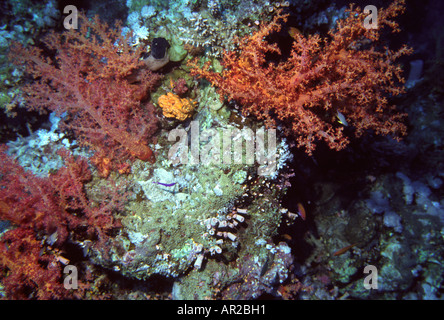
[10,12,161,169]
[190,0,412,155]
[158,92,196,121]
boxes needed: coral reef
[0,227,71,299]
[0,0,61,140]
[0,146,124,247]
[125,0,294,58]
[190,0,412,155]
[0,0,443,303]
[85,118,294,286]
[219,242,293,299]
[0,146,126,298]
[5,112,86,177]
[10,12,161,170]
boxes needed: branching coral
[0,227,72,299]
[0,147,71,245]
[190,0,412,155]
[0,146,126,298]
[9,12,161,170]
[0,146,123,248]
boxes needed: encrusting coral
[190,0,413,155]
[158,92,197,121]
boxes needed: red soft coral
[0,146,126,298]
[49,149,124,245]
[0,146,71,245]
[10,13,161,171]
[0,227,68,299]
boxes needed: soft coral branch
[190,0,412,155]
[0,146,124,246]
[0,146,70,244]
[0,146,125,298]
[10,12,160,167]
[0,227,68,299]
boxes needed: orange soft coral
[190,0,412,155]
[158,92,196,121]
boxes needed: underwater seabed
[0,0,443,300]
